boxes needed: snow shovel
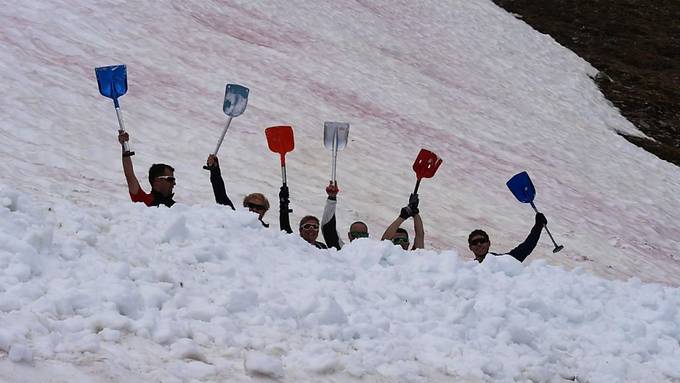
[95,64,134,156]
[203,84,250,170]
[323,121,350,183]
[412,149,443,194]
[506,171,564,253]
[265,126,295,185]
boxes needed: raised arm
[321,181,343,250]
[119,131,141,195]
[407,193,423,249]
[279,185,293,234]
[206,155,235,210]
[507,213,546,262]
[382,215,406,240]
[382,194,419,240]
[411,213,424,250]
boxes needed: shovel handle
[277,152,287,184]
[121,144,135,157]
[530,202,564,253]
[413,178,422,195]
[331,136,338,183]
[115,107,134,156]
[212,116,233,156]
[203,117,233,170]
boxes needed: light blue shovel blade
[223,84,249,117]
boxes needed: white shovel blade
[323,122,350,150]
[223,83,249,117]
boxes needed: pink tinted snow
[0,0,679,286]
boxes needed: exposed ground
[493,0,680,166]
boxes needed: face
[392,233,409,250]
[244,195,268,219]
[299,218,319,243]
[348,222,369,242]
[152,168,175,196]
[468,235,490,258]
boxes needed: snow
[1,0,680,381]
[1,192,680,381]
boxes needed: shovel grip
[413,178,422,195]
[121,143,135,157]
[530,202,563,251]
[115,107,134,156]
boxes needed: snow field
[1,187,679,382]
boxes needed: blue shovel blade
[223,84,249,117]
[95,65,128,100]
[506,171,536,203]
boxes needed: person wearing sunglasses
[206,154,270,227]
[347,221,369,242]
[118,131,175,207]
[468,213,547,263]
[299,216,327,249]
[243,193,270,228]
[319,181,370,250]
[381,194,424,250]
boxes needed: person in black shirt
[206,154,270,227]
[468,213,547,263]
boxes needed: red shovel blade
[265,126,295,165]
[412,149,443,179]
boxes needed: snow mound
[1,188,679,382]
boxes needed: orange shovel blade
[265,126,294,166]
[265,126,295,155]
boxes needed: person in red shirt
[118,131,175,207]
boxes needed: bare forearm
[382,217,405,240]
[122,155,141,194]
[412,214,424,249]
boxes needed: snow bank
[1,187,679,382]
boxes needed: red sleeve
[130,188,154,206]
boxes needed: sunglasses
[350,231,369,239]
[156,176,176,184]
[392,237,409,245]
[245,202,267,211]
[469,237,488,246]
[300,223,319,231]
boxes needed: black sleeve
[321,197,342,250]
[322,214,341,250]
[209,166,235,210]
[279,201,292,234]
[507,224,543,262]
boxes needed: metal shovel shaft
[331,132,338,182]
[413,178,422,195]
[530,202,562,249]
[115,107,131,154]
[543,225,560,246]
[212,116,233,155]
